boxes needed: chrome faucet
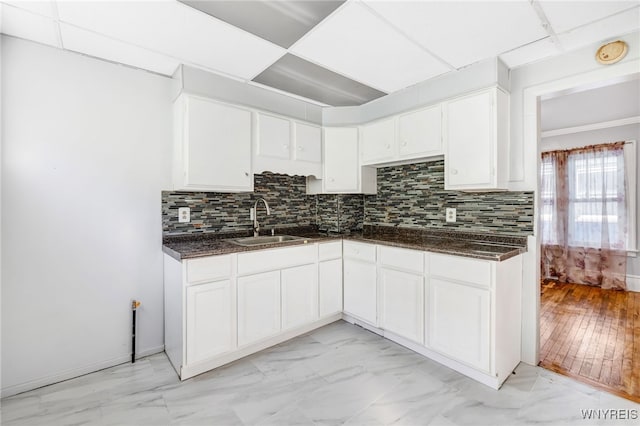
[253,198,271,237]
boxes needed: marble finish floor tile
[2,320,638,425]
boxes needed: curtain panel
[540,142,628,290]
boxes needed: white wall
[508,31,640,191]
[1,36,173,396]
[508,30,640,365]
[541,123,640,277]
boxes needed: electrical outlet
[446,207,456,223]
[178,207,190,223]
[250,208,255,220]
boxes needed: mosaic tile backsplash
[364,160,534,236]
[162,173,364,236]
[162,162,534,237]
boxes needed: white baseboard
[1,345,165,398]
[627,274,640,292]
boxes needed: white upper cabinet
[398,104,442,159]
[309,127,376,194]
[173,94,252,192]
[256,113,291,159]
[360,105,443,166]
[324,127,359,192]
[360,117,396,164]
[293,122,322,163]
[254,112,322,177]
[444,87,509,191]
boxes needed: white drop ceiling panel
[364,0,547,69]
[1,3,59,48]
[557,7,640,51]
[291,1,450,93]
[1,0,56,18]
[499,37,561,69]
[59,24,180,76]
[56,1,285,79]
[538,1,639,33]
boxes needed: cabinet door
[183,96,252,191]
[398,105,442,158]
[281,264,318,330]
[319,258,343,317]
[324,127,359,192]
[343,258,377,325]
[257,113,291,159]
[238,271,281,346]
[293,122,321,163]
[186,280,234,364]
[445,90,494,189]
[380,268,424,344]
[428,278,490,372]
[360,118,395,164]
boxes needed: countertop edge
[163,234,527,262]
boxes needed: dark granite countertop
[163,225,527,262]
[162,226,340,261]
[346,225,527,261]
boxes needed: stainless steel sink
[229,235,308,247]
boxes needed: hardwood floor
[540,280,640,402]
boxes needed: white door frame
[520,59,640,365]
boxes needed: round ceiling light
[595,40,628,65]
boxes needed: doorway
[536,77,640,401]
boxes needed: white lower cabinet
[237,271,281,347]
[380,268,424,344]
[428,278,490,371]
[343,258,377,325]
[319,258,343,317]
[164,242,344,380]
[165,238,522,390]
[186,280,235,364]
[282,264,318,330]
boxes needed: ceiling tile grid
[1,0,639,106]
[363,0,548,69]
[59,23,180,76]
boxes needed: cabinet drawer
[429,253,491,287]
[238,244,316,276]
[319,241,342,261]
[379,245,424,274]
[186,255,232,284]
[343,240,376,263]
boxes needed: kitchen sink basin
[229,235,308,247]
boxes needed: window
[540,141,636,252]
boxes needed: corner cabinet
[318,241,343,317]
[444,87,509,191]
[342,241,377,325]
[307,127,376,194]
[173,94,253,192]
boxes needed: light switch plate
[178,207,190,223]
[446,208,456,223]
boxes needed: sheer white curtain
[540,142,628,290]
